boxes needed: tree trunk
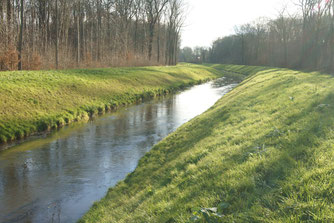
[241,34,245,64]
[0,1,3,21]
[18,0,24,70]
[7,0,11,45]
[330,5,334,72]
[134,17,138,52]
[157,20,160,63]
[76,1,80,65]
[81,5,85,62]
[55,0,59,69]
[97,0,101,61]
[46,2,50,51]
[148,23,154,61]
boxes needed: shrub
[0,47,19,71]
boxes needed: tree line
[180,0,334,72]
[0,0,184,71]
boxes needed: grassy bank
[0,64,221,145]
[81,64,334,222]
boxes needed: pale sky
[181,0,297,48]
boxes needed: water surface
[0,78,237,223]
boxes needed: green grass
[80,64,334,222]
[0,63,222,144]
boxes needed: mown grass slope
[81,65,334,222]
[0,64,221,144]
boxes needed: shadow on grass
[151,91,334,222]
[105,84,334,222]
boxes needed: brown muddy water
[0,78,237,223]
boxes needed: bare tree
[165,0,184,65]
[55,0,59,69]
[18,0,24,70]
[145,0,169,60]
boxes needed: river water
[0,78,237,223]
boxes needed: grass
[80,64,334,222]
[0,63,222,145]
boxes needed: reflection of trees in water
[50,200,61,223]
[212,77,238,88]
[1,158,38,220]
[1,197,39,223]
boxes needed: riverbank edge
[0,64,223,150]
[80,65,334,222]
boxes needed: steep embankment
[0,64,221,145]
[81,65,334,222]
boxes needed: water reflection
[0,78,237,223]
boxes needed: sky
[181,0,297,48]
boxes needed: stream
[0,78,237,223]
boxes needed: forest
[180,0,334,72]
[0,0,184,70]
